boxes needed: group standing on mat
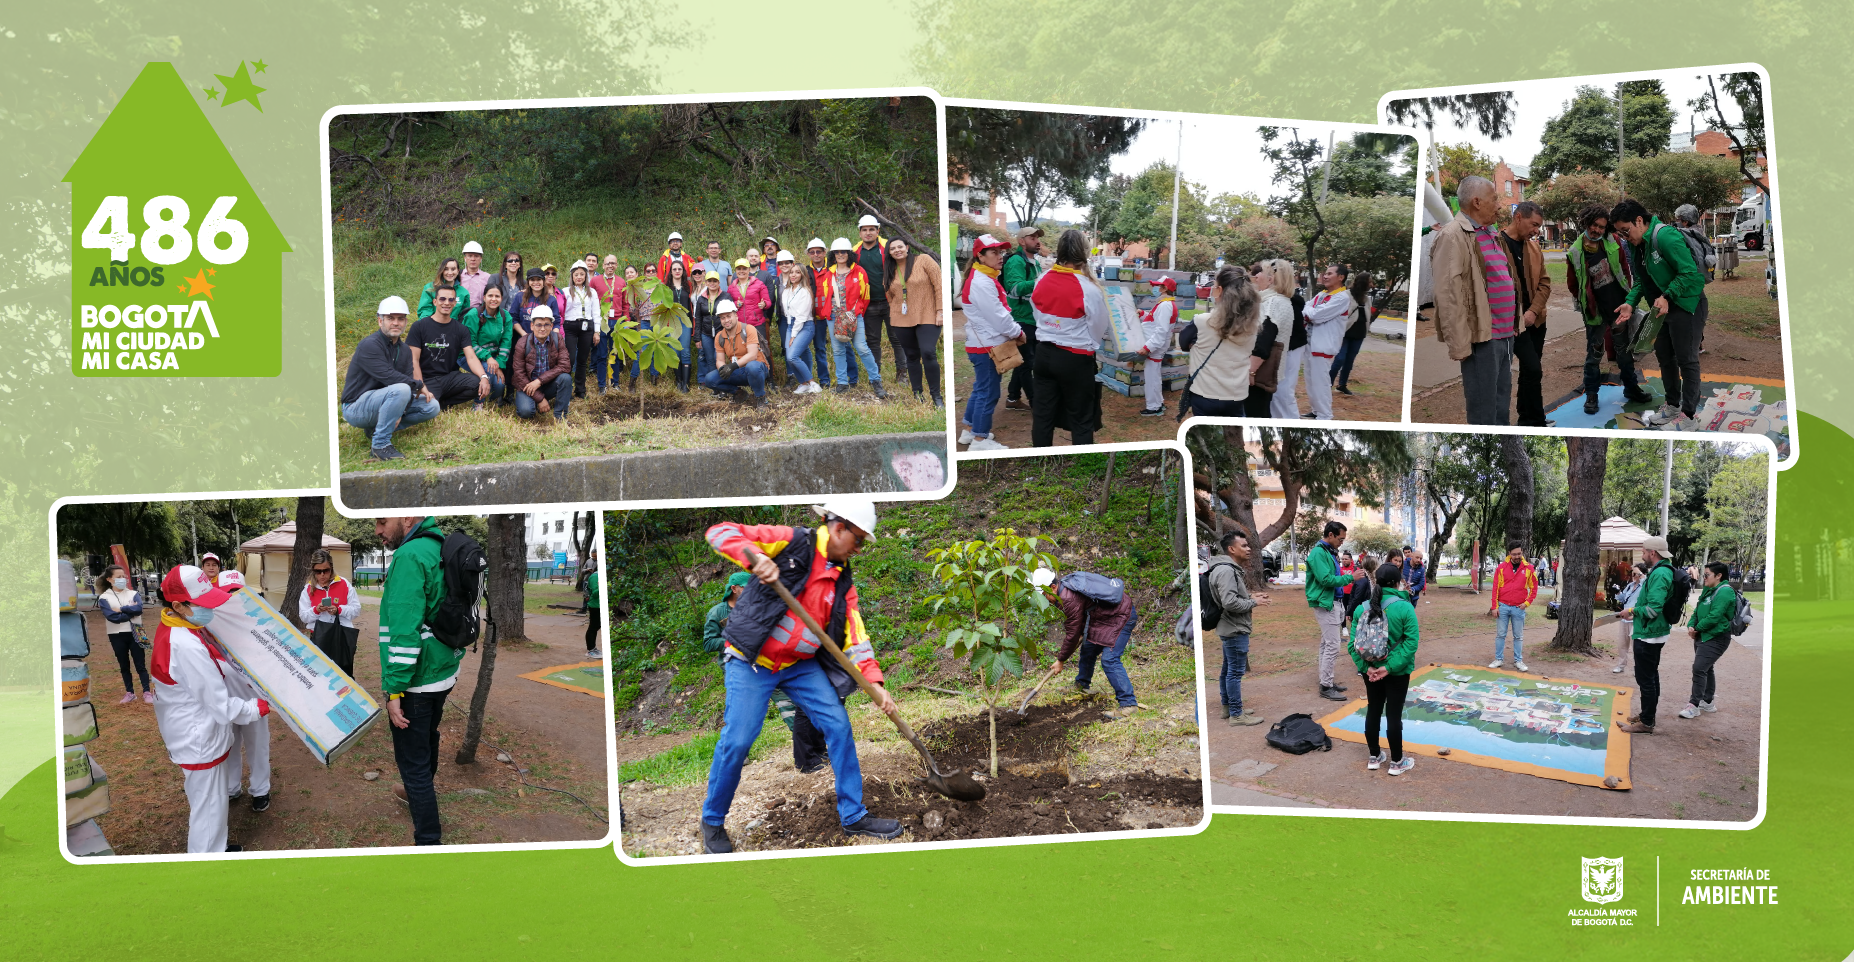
[341,218,945,461]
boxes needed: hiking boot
[1319,686,1347,702]
[1624,387,1655,405]
[251,793,271,813]
[1367,750,1387,771]
[1678,703,1702,719]
[1230,712,1264,727]
[1584,394,1601,415]
[369,444,405,461]
[754,395,768,409]
[701,822,733,854]
[843,815,903,840]
[1070,682,1091,695]
[1388,756,1415,776]
[1617,721,1654,734]
[872,385,889,400]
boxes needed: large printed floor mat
[1316,663,1633,789]
[1546,374,1788,458]
[518,661,606,698]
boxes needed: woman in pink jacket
[729,257,776,383]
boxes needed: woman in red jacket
[823,237,887,398]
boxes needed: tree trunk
[1424,486,1469,586]
[1500,435,1535,554]
[280,497,324,632]
[1551,437,1609,654]
[1099,452,1116,516]
[459,514,527,764]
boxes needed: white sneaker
[586,648,602,660]
[1388,756,1415,776]
[1699,701,1717,713]
[1514,660,1529,673]
[1612,665,1626,673]
[1487,659,1503,669]
[968,437,1009,451]
[1367,750,1387,771]
[1645,405,1683,427]
[958,427,974,445]
[805,382,823,394]
[1678,703,1702,719]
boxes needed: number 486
[80,195,248,266]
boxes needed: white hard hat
[716,299,738,314]
[775,250,796,263]
[1030,567,1056,588]
[530,304,555,320]
[807,237,827,250]
[830,237,853,252]
[461,240,484,254]
[814,500,877,538]
[858,214,881,228]
[668,231,683,242]
[377,295,410,315]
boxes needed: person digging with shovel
[1036,567,1142,720]
[699,500,905,854]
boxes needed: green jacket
[1348,587,1419,676]
[583,568,602,609]
[462,307,514,369]
[417,281,473,320]
[1564,236,1628,324]
[1000,248,1042,328]
[377,517,464,695]
[1689,582,1738,640]
[1304,541,1347,610]
[702,602,732,660]
[1624,218,1703,315]
[1630,560,1677,640]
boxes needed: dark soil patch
[754,703,1200,846]
[585,391,730,423]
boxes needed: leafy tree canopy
[1530,85,1674,180]
[949,108,1144,228]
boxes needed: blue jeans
[785,321,815,384]
[699,359,769,398]
[703,656,866,828]
[514,373,572,419]
[1494,603,1526,662]
[478,366,505,404]
[964,350,1000,436]
[592,331,612,390]
[699,332,716,376]
[831,316,879,387]
[1220,632,1249,716]
[341,382,440,449]
[809,317,832,383]
[1331,337,1365,387]
[389,688,450,845]
[1076,603,1138,707]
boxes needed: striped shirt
[1475,226,1517,339]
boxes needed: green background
[3,1,1852,957]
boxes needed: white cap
[200,552,221,564]
[377,295,410,315]
[668,231,683,242]
[717,299,738,314]
[814,499,877,538]
[1030,567,1056,588]
[217,570,246,589]
[461,241,484,254]
[807,237,827,250]
[830,237,853,252]
[775,250,796,263]
[530,305,555,320]
[858,214,881,228]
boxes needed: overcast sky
[1385,67,1755,173]
[1029,119,1408,225]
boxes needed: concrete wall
[339,432,950,510]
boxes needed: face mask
[186,607,216,627]
[112,578,128,590]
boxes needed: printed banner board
[206,588,381,765]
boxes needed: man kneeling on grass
[698,500,903,854]
[698,299,771,408]
[340,295,440,461]
[512,306,573,423]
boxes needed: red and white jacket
[299,576,362,629]
[1140,296,1179,358]
[705,522,883,685]
[151,611,268,768]
[1030,265,1111,353]
[960,264,1023,351]
[1302,286,1354,357]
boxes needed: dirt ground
[1201,580,1765,821]
[79,604,610,854]
[1412,267,1782,425]
[950,309,1403,452]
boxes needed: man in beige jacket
[1429,176,1519,425]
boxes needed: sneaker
[1319,686,1347,702]
[1644,405,1683,426]
[1229,712,1265,727]
[1329,683,1348,692]
[1678,704,1702,719]
[968,437,1009,451]
[958,427,975,445]
[1140,407,1165,417]
[142,691,155,704]
[1699,701,1717,713]
[1617,721,1654,734]
[225,844,243,852]
[1612,665,1626,673]
[1336,386,1354,396]
[251,793,271,813]
[701,822,733,854]
[833,385,850,395]
[754,396,768,408]
[1514,660,1529,673]
[1623,387,1655,405]
[1367,750,1387,771]
[1488,659,1504,669]
[369,444,405,461]
[118,692,136,705]
[1583,395,1601,415]
[1388,756,1415,776]
[872,385,889,400]
[586,649,602,660]
[843,815,904,840]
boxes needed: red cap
[972,233,1012,255]
[1152,276,1177,293]
[162,565,232,609]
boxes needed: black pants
[863,300,888,369]
[108,632,148,693]
[1691,634,1729,705]
[1244,385,1273,418]
[1514,323,1549,426]
[1362,671,1410,761]
[892,323,942,400]
[391,688,451,845]
[1031,346,1099,447]
[1632,639,1664,727]
[790,703,832,773]
[1188,394,1244,417]
[585,611,600,651]
[428,369,481,410]
[1652,299,1704,416]
[309,619,358,678]
[1582,317,1642,397]
[1007,325,1039,403]
[564,327,596,397]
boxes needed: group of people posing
[958,227,1381,451]
[1434,177,1714,427]
[340,218,944,460]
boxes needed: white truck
[1732,193,1769,250]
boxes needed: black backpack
[1664,565,1693,625]
[1265,713,1333,754]
[1197,561,1227,631]
[1061,572,1125,607]
[411,528,490,650]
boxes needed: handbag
[990,338,1024,373]
[832,306,859,344]
[1624,305,1663,361]
[1253,342,1285,394]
